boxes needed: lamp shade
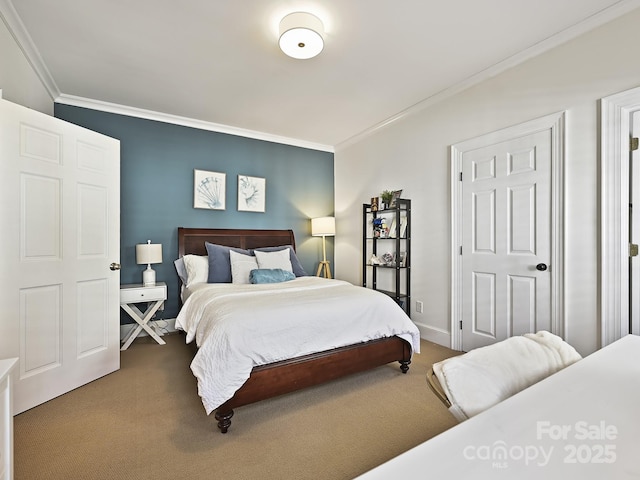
[311,217,335,237]
[279,12,324,59]
[136,241,162,265]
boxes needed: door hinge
[631,137,639,151]
[459,320,462,330]
[631,243,639,257]
[459,172,463,181]
[459,246,462,255]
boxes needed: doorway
[601,86,640,346]
[451,112,565,351]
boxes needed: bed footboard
[214,336,412,433]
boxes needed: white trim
[450,112,565,351]
[415,322,451,349]
[55,94,334,153]
[0,0,60,100]
[600,85,640,347]
[335,0,640,152]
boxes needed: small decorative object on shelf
[381,252,394,265]
[362,197,411,316]
[390,189,403,207]
[380,190,394,210]
[369,254,384,265]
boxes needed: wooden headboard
[177,227,297,257]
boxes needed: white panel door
[0,98,120,414]
[454,115,564,352]
[452,113,564,352]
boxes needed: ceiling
[5,0,639,150]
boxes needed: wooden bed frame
[177,227,413,433]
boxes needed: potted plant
[380,190,393,209]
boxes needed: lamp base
[316,261,332,279]
[142,266,156,286]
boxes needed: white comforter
[175,277,421,414]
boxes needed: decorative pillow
[252,245,307,277]
[254,248,293,272]
[249,268,296,284]
[182,254,209,287]
[205,242,252,283]
[174,258,188,284]
[229,250,259,284]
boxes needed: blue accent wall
[55,104,334,322]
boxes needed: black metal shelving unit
[362,198,411,317]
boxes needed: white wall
[0,15,52,113]
[335,8,640,356]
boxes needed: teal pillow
[249,268,296,284]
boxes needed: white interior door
[630,110,640,335]
[451,112,564,352]
[461,131,551,350]
[0,98,121,414]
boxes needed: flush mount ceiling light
[279,12,324,59]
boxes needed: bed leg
[399,360,411,374]
[215,409,234,433]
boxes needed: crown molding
[1,0,332,152]
[0,0,60,100]
[55,94,334,153]
[335,0,640,151]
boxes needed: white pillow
[229,250,259,284]
[254,248,293,272]
[182,254,209,288]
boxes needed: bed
[175,227,420,433]
[357,335,640,478]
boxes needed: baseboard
[416,322,453,350]
[120,317,454,350]
[120,318,178,341]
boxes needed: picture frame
[237,175,266,212]
[194,169,226,210]
[390,189,403,207]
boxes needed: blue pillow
[249,268,296,284]
[251,245,307,277]
[205,242,252,283]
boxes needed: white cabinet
[0,359,17,480]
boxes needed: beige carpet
[14,333,459,480]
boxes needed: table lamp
[136,240,162,286]
[311,216,335,278]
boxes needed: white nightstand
[120,282,167,351]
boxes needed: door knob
[536,263,548,271]
[110,262,121,271]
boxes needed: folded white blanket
[432,331,581,421]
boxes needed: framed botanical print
[194,169,226,210]
[237,175,266,212]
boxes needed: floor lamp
[311,216,335,278]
